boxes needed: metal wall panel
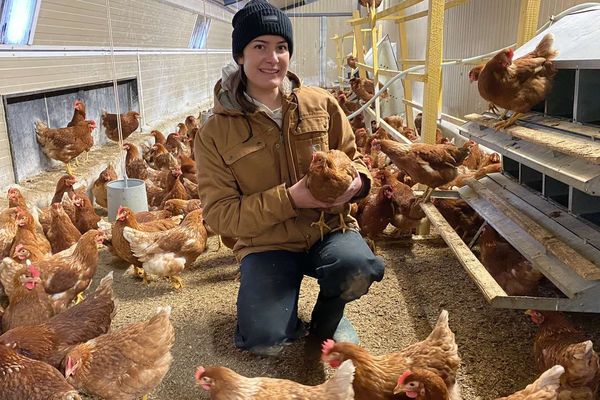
[372,0,591,122]
[33,0,197,47]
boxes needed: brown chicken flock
[5,29,588,400]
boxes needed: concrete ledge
[0,103,211,209]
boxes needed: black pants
[234,230,385,350]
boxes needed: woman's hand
[288,173,363,209]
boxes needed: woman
[195,0,384,357]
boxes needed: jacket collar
[212,68,302,117]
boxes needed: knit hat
[232,0,293,57]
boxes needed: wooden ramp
[425,172,600,312]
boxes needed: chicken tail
[34,120,48,135]
[532,33,559,60]
[320,359,355,400]
[426,309,453,341]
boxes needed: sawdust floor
[81,235,600,400]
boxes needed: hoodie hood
[213,62,302,116]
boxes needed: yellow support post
[516,0,541,47]
[371,7,380,124]
[421,0,445,145]
[396,14,414,129]
[352,10,367,80]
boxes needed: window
[0,0,40,45]
[189,14,211,49]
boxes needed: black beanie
[232,0,293,57]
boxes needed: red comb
[195,366,205,380]
[321,339,335,355]
[397,370,413,385]
[28,264,40,279]
[507,48,514,58]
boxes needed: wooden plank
[460,185,596,297]
[489,173,600,252]
[464,113,600,164]
[520,114,600,140]
[466,178,600,280]
[348,0,424,26]
[383,0,469,23]
[421,202,507,302]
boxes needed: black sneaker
[332,316,359,344]
[248,344,284,357]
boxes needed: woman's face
[238,35,290,93]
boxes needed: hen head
[100,164,115,181]
[58,174,77,189]
[64,352,85,380]
[7,187,20,202]
[51,202,64,213]
[74,99,85,112]
[15,208,30,227]
[73,195,84,208]
[468,65,483,82]
[86,120,97,131]
[195,366,213,391]
[382,184,394,200]
[116,206,132,222]
[321,339,345,368]
[309,151,331,172]
[393,370,422,396]
[525,309,544,325]
[13,243,31,261]
[491,48,513,69]
[20,262,41,291]
[489,153,501,163]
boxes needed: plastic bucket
[106,179,148,222]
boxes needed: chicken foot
[337,213,351,234]
[74,292,85,305]
[494,112,523,130]
[65,161,75,176]
[169,275,184,289]
[311,211,331,241]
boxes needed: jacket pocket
[292,114,330,176]
[222,139,276,194]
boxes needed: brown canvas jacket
[194,71,372,260]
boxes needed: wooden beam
[466,178,600,280]
[421,202,507,302]
[348,0,424,26]
[464,113,600,164]
[384,0,469,23]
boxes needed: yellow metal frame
[516,0,541,46]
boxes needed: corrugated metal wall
[371,0,593,121]
[288,0,355,85]
[0,0,232,186]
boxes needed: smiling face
[238,35,290,97]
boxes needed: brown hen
[475,33,558,129]
[102,111,140,142]
[63,306,174,400]
[374,139,469,202]
[0,271,115,369]
[47,203,81,253]
[0,344,81,400]
[306,149,358,239]
[321,310,460,400]
[527,310,600,399]
[92,164,117,208]
[196,359,355,400]
[35,120,96,175]
[123,209,207,288]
